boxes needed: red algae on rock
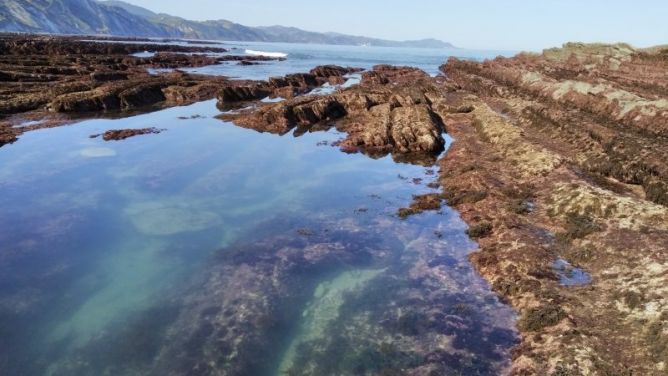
[437,43,668,375]
[91,127,164,141]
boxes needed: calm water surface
[0,43,517,376]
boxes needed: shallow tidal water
[1,44,517,376]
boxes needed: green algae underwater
[0,99,517,375]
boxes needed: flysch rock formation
[435,43,667,375]
[0,35,666,375]
[0,34,282,146]
[222,65,457,164]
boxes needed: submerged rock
[278,268,385,374]
[139,213,516,376]
[124,202,221,236]
[94,127,164,141]
[79,147,117,158]
[397,193,443,218]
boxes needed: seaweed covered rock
[438,43,668,374]
[217,84,270,103]
[95,127,164,141]
[0,33,286,143]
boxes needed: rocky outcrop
[442,43,668,207]
[217,84,271,103]
[0,34,285,115]
[45,73,233,113]
[0,36,363,150]
[435,43,668,375]
[361,64,431,86]
[216,65,361,104]
[223,65,446,160]
[0,34,287,146]
[266,65,361,98]
[309,64,357,78]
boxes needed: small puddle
[261,96,285,103]
[553,258,592,286]
[131,51,156,58]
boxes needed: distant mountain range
[0,0,456,48]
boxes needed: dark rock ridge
[222,65,450,161]
[0,34,286,146]
[0,0,455,48]
[216,66,363,105]
[434,43,668,375]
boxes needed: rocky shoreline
[438,44,667,375]
[0,34,283,146]
[221,44,667,375]
[1,35,666,375]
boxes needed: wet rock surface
[0,34,359,149]
[91,127,164,141]
[437,43,668,375]
[223,65,448,161]
[0,34,282,145]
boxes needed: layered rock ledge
[0,34,283,146]
[222,65,453,162]
[436,43,668,375]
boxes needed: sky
[117,0,668,51]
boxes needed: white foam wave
[245,49,288,58]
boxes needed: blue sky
[118,0,667,51]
